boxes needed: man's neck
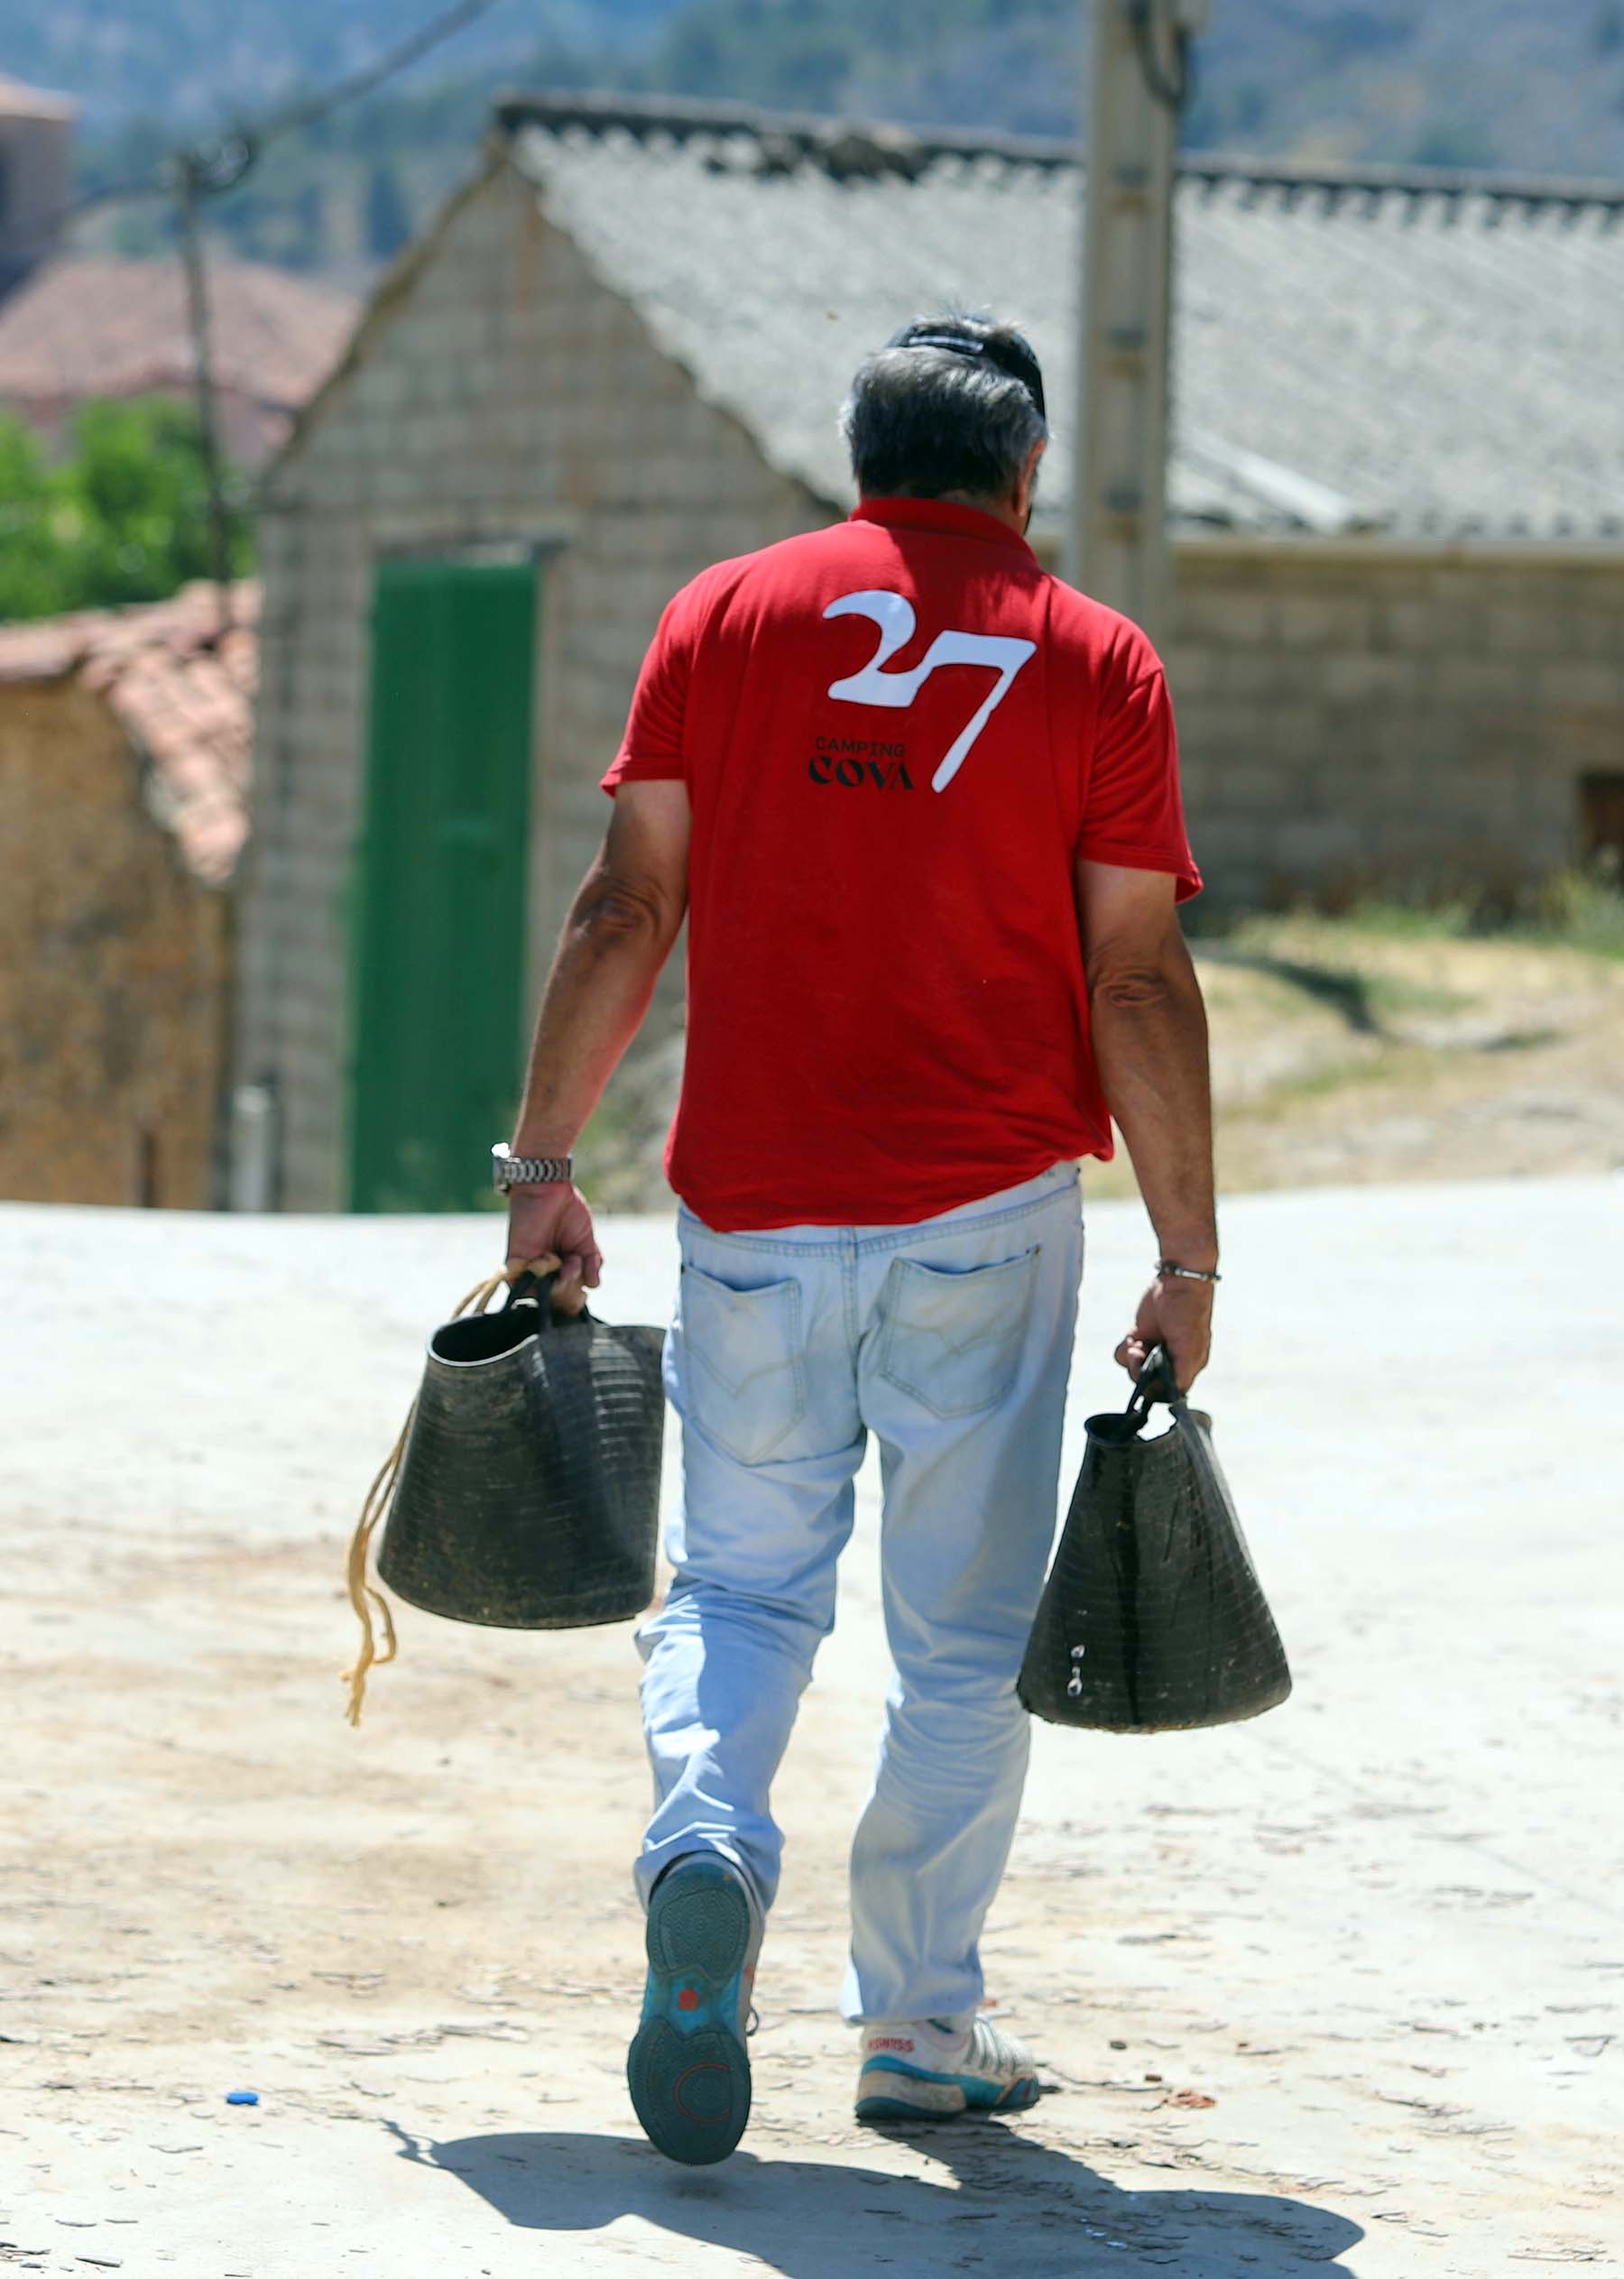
[867,489,1024,535]
[932,489,1024,534]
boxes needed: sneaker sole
[627,1860,752,2166]
[855,2062,1041,2123]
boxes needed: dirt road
[4,1181,1621,2276]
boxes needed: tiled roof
[0,582,258,884]
[497,93,1624,544]
[0,258,357,466]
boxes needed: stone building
[0,585,255,1207]
[236,93,1624,1213]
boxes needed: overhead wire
[45,0,514,637]
[1128,0,1197,114]
[246,0,510,148]
[63,0,512,224]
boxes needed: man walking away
[499,313,1217,2163]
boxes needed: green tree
[1410,117,1495,170]
[0,398,254,623]
[0,420,73,620]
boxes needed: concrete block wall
[1167,544,1624,909]
[236,164,826,1211]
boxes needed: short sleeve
[1078,663,1203,902]
[600,593,692,794]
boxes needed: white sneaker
[855,2015,1041,2120]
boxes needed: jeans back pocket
[678,1263,807,1464]
[877,1246,1041,1420]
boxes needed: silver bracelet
[1156,1259,1221,1284]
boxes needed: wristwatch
[492,1143,574,1192]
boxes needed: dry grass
[1092,911,1624,1200]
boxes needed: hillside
[617,0,1624,173]
[42,0,1624,281]
[5,0,668,130]
[36,1,1624,171]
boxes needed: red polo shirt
[602,496,1200,1232]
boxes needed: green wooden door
[348,556,536,1212]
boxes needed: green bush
[1528,859,1624,958]
[1341,863,1624,958]
[0,398,254,623]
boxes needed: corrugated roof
[496,93,1624,544]
[0,583,257,884]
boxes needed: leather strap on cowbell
[341,1255,585,1728]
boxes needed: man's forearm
[511,872,678,1155]
[1089,933,1217,1267]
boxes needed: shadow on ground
[390,2121,1364,2274]
[1200,946,1383,1034]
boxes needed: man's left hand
[1116,1274,1213,1394]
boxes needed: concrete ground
[3,1176,1621,2277]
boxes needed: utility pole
[171,142,254,641]
[1068,0,1206,641]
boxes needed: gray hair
[839,312,1048,506]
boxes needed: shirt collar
[851,494,1038,564]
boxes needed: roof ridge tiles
[495,88,1074,178]
[494,87,1624,213]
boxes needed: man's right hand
[1116,1272,1213,1394]
[505,1180,603,1305]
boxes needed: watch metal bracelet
[493,1143,574,1191]
[1156,1259,1222,1284]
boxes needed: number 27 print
[824,590,1036,792]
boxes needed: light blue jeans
[634,1160,1084,2025]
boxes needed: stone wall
[0,678,228,1206]
[236,161,826,1211]
[1166,542,1624,910]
